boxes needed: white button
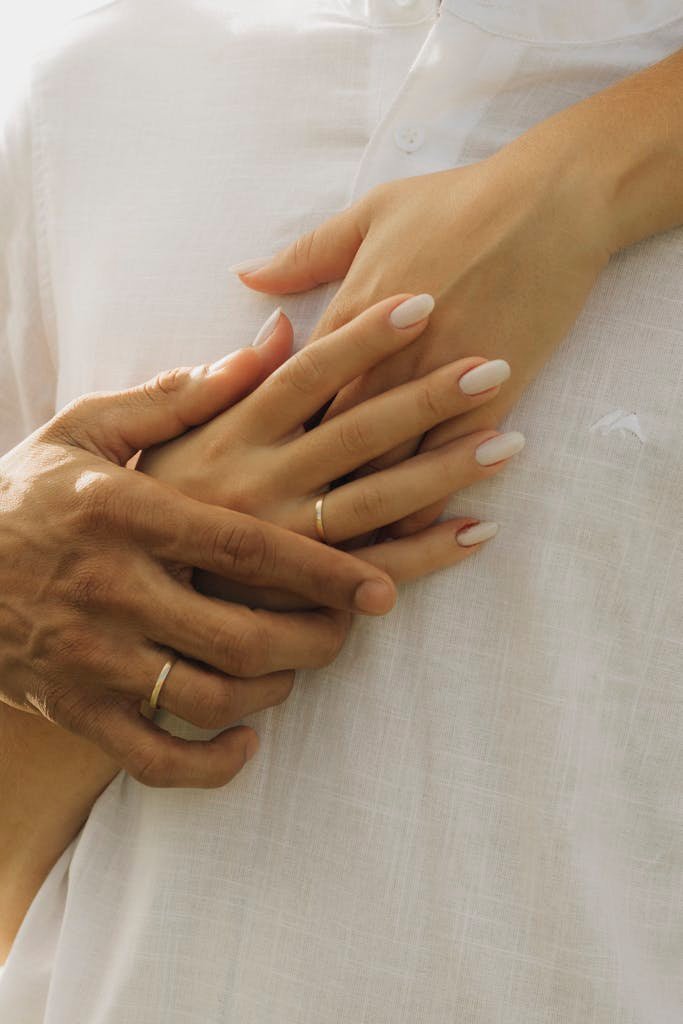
[393,124,425,153]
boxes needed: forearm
[0,703,118,961]
[501,47,683,255]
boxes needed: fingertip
[252,313,294,380]
[229,257,271,276]
[458,359,511,396]
[388,293,435,329]
[251,307,284,348]
[474,430,525,467]
[353,576,397,615]
[229,259,282,295]
[455,520,499,547]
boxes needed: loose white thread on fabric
[590,409,646,443]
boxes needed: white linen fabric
[0,1,682,1021]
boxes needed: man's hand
[0,353,396,789]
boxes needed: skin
[0,348,403,778]
[1,47,682,962]
[236,48,683,532]
[0,297,507,960]
[140,293,521,606]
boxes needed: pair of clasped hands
[0,153,609,790]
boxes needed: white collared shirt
[1,2,682,1021]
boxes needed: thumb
[52,313,294,464]
[229,201,367,295]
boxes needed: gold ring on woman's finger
[314,494,329,544]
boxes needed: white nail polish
[252,307,282,347]
[475,431,525,466]
[456,521,499,546]
[228,256,271,275]
[389,293,435,328]
[459,359,511,396]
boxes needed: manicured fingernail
[475,431,526,466]
[245,734,259,762]
[389,293,435,328]
[354,578,396,614]
[228,256,271,276]
[206,350,240,375]
[252,307,282,347]
[459,359,511,396]
[456,521,499,546]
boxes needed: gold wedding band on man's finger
[136,647,297,730]
[139,655,178,720]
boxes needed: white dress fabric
[0,1,682,1021]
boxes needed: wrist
[487,124,613,269]
[496,49,683,257]
[0,702,118,960]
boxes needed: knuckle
[49,397,86,437]
[60,394,91,421]
[63,562,114,610]
[203,681,238,729]
[46,394,110,450]
[210,521,274,579]
[76,472,122,532]
[58,393,104,427]
[351,486,386,526]
[282,345,325,396]
[323,290,364,335]
[183,675,239,730]
[126,742,172,787]
[48,622,129,681]
[417,382,447,424]
[40,682,96,733]
[63,693,106,737]
[51,623,97,667]
[212,618,266,677]
[62,555,145,619]
[337,416,373,458]
[143,366,188,400]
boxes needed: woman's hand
[231,50,683,471]
[229,115,612,531]
[231,148,610,433]
[0,353,400,789]
[140,292,524,601]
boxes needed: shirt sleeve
[0,67,57,456]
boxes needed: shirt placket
[365,0,442,28]
[349,10,518,202]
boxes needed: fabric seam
[28,59,59,375]
[442,5,683,49]
[346,17,441,204]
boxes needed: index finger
[133,480,396,615]
[239,293,435,442]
